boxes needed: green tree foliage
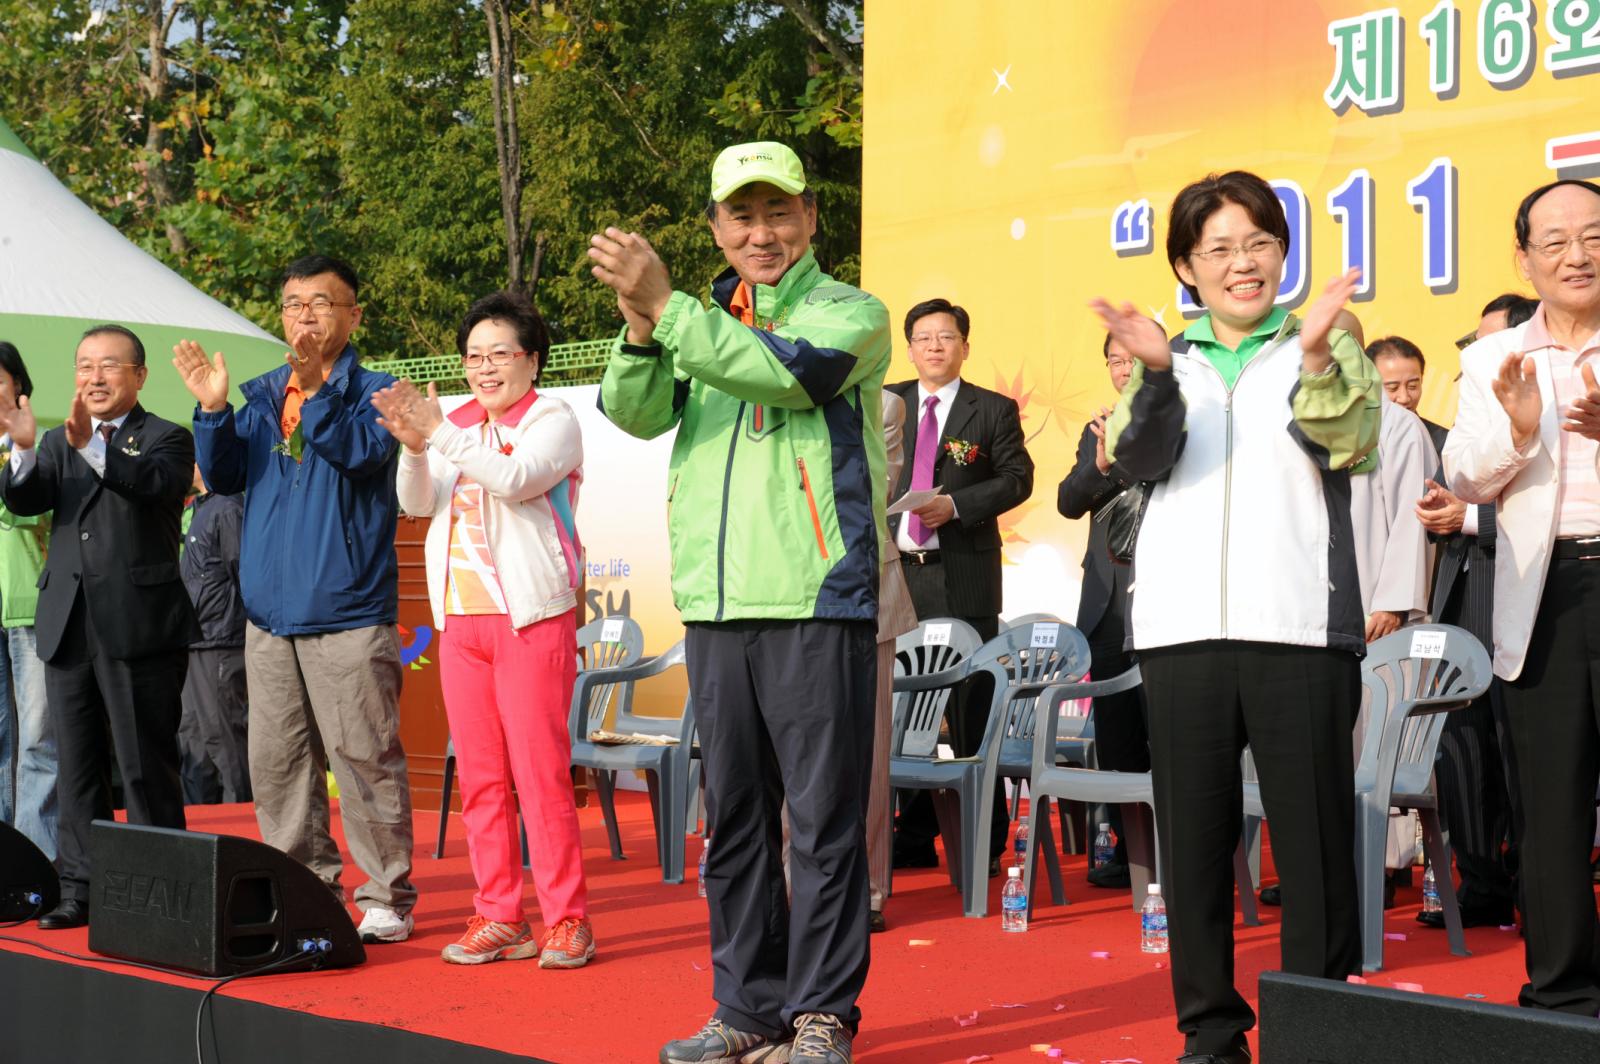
[0,1,863,367]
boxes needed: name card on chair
[1030,623,1058,649]
[600,618,625,642]
[1409,629,1446,659]
[923,623,952,646]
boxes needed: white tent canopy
[0,116,284,423]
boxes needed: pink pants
[439,610,587,925]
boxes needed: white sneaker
[357,906,414,944]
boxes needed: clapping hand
[0,391,36,451]
[1089,301,1171,372]
[1090,406,1113,474]
[172,340,230,413]
[1562,363,1600,442]
[286,325,326,396]
[1298,268,1363,373]
[371,379,441,453]
[1415,479,1466,535]
[1491,351,1541,448]
[588,228,673,344]
[63,389,92,449]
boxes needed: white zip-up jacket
[397,388,584,632]
[1105,317,1380,655]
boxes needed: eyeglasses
[910,331,963,347]
[1189,236,1283,265]
[1107,357,1134,370]
[281,298,356,316]
[74,360,142,377]
[461,349,526,368]
[1525,232,1600,260]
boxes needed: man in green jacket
[591,142,890,1064]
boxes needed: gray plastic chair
[434,615,646,860]
[568,640,695,883]
[1020,665,1157,915]
[1351,624,1490,971]
[891,622,1089,917]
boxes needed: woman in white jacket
[1093,170,1379,1064]
[373,290,593,969]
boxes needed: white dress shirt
[895,377,961,553]
[9,411,131,481]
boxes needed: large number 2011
[1176,158,1457,314]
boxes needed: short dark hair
[1166,171,1289,304]
[903,298,970,342]
[1366,335,1425,372]
[0,341,34,398]
[1103,333,1114,358]
[80,323,146,367]
[1480,292,1538,328]
[704,186,817,222]
[457,290,551,373]
[1513,179,1600,249]
[283,254,360,300]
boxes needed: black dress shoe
[1258,885,1281,906]
[891,836,939,870]
[1178,1042,1251,1064]
[989,857,1001,878]
[1087,861,1131,889]
[868,909,886,934]
[1416,900,1515,929]
[38,899,88,930]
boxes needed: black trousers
[1497,556,1600,1016]
[686,619,876,1036]
[1141,641,1361,1056]
[178,645,252,805]
[1086,639,1149,865]
[47,592,188,903]
[894,556,1008,857]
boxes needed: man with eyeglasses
[1056,329,1150,890]
[886,298,1034,877]
[172,254,417,945]
[0,324,198,929]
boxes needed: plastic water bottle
[1012,820,1029,869]
[1141,883,1169,953]
[1093,822,1116,868]
[1422,863,1441,914]
[1001,866,1029,932]
[697,836,710,898]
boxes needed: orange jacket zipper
[797,458,829,559]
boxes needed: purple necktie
[908,395,940,546]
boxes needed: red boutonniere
[499,441,515,456]
[943,437,980,466]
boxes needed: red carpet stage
[0,793,1576,1063]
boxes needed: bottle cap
[1099,823,1111,831]
[1147,882,1161,894]
[1008,866,1022,878]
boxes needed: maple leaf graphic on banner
[992,366,1045,563]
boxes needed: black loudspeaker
[1260,971,1600,1063]
[0,822,60,921]
[87,821,365,976]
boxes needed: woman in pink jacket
[373,290,592,968]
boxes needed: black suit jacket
[1,405,200,662]
[1058,421,1137,639]
[886,379,1033,617]
[1423,418,1494,642]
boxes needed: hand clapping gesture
[63,389,92,449]
[1297,268,1363,373]
[588,227,674,345]
[0,390,37,452]
[172,340,231,413]
[1088,301,1172,372]
[1491,351,1542,448]
[370,379,442,454]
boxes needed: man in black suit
[1057,332,1149,889]
[1371,307,1533,930]
[887,298,1033,870]
[0,324,198,929]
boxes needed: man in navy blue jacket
[173,255,416,944]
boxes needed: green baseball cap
[709,141,807,202]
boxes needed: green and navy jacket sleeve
[1104,353,1187,483]
[599,333,688,441]
[1287,326,1381,472]
[654,281,890,409]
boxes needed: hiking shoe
[538,915,597,969]
[790,1013,852,1064]
[356,905,413,944]
[440,916,538,965]
[659,1017,789,1063]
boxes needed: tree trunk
[142,0,189,257]
[777,0,862,83]
[484,0,525,295]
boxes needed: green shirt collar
[1183,305,1288,351]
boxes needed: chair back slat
[575,615,646,732]
[892,619,984,758]
[967,623,1092,769]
